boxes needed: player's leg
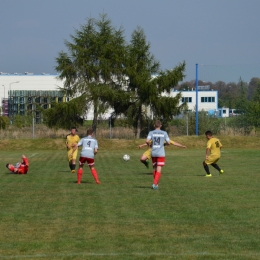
[154,165,162,186]
[89,165,100,184]
[71,150,78,173]
[140,149,151,168]
[67,150,73,171]
[203,161,211,176]
[77,157,85,184]
[87,158,100,184]
[211,158,223,174]
[153,157,165,186]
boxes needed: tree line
[177,77,260,133]
[43,14,187,138]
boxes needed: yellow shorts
[205,155,220,165]
[67,149,78,161]
[143,149,152,160]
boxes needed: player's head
[205,130,213,139]
[154,120,162,129]
[87,128,93,136]
[70,126,77,135]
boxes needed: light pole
[9,81,20,92]
[2,85,5,99]
[9,81,20,122]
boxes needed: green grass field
[0,145,260,259]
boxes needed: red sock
[154,171,161,185]
[153,170,156,179]
[91,168,100,183]
[77,168,83,183]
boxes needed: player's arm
[171,141,187,148]
[145,138,151,147]
[205,148,210,159]
[138,142,150,149]
[65,136,70,149]
[70,144,79,156]
[94,148,98,155]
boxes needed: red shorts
[152,157,165,167]
[79,157,95,166]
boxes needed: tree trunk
[92,100,98,135]
[136,106,142,139]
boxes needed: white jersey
[147,129,170,157]
[78,135,98,159]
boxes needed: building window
[182,97,192,103]
[201,96,215,103]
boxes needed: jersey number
[215,141,220,147]
[153,137,160,145]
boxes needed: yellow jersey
[206,137,222,157]
[66,134,80,150]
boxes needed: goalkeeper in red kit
[6,154,29,174]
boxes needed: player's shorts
[152,157,165,167]
[143,149,152,160]
[67,149,78,161]
[205,155,220,165]
[17,166,28,174]
[79,156,95,166]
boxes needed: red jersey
[17,157,29,174]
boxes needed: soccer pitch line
[28,153,38,158]
[1,252,260,259]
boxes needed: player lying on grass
[138,139,187,169]
[6,154,29,174]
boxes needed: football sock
[77,168,83,183]
[71,164,76,171]
[154,171,161,185]
[91,168,99,183]
[203,164,210,174]
[211,163,221,171]
[69,163,72,170]
[142,160,148,167]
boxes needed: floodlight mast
[8,81,20,122]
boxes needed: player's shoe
[219,170,224,174]
[96,181,101,184]
[77,182,81,184]
[152,184,158,190]
[71,170,76,173]
[205,174,212,177]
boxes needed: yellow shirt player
[138,139,186,169]
[203,130,224,177]
[66,126,80,173]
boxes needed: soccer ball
[123,154,130,161]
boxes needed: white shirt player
[78,135,98,158]
[147,129,170,157]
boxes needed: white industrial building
[1,74,220,119]
[169,89,218,113]
[0,74,63,99]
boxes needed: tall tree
[55,14,126,133]
[235,77,248,111]
[110,27,186,138]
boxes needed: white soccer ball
[123,154,130,161]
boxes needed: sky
[1,0,260,83]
